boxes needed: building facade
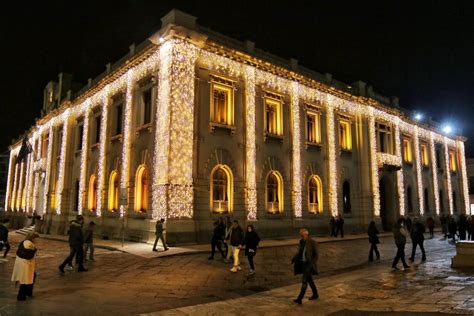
[4,10,470,243]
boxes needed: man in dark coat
[59,215,87,272]
[208,218,226,260]
[335,215,344,238]
[458,215,468,241]
[409,217,426,262]
[0,219,11,258]
[448,216,457,242]
[153,218,169,252]
[292,228,319,304]
[229,220,244,272]
[440,214,448,238]
[392,217,410,271]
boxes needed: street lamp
[414,113,423,121]
[442,125,453,134]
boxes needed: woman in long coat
[11,232,39,301]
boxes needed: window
[406,186,413,213]
[210,76,235,127]
[376,122,393,154]
[306,109,321,144]
[134,165,148,213]
[424,188,429,213]
[210,165,233,213]
[342,181,351,213]
[137,79,154,128]
[88,174,97,211]
[308,175,323,214]
[41,133,49,158]
[142,88,152,125]
[76,123,83,151]
[435,146,442,169]
[94,115,101,145]
[108,171,119,211]
[449,150,457,172]
[264,94,283,137]
[113,103,123,136]
[420,143,429,166]
[339,118,352,151]
[403,138,412,163]
[74,180,80,212]
[266,171,283,213]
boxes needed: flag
[17,136,32,164]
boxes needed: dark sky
[1,1,473,155]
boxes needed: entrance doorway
[379,175,398,231]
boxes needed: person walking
[0,219,11,259]
[292,228,319,304]
[404,216,412,234]
[391,217,410,271]
[458,214,468,241]
[440,214,448,239]
[335,215,344,238]
[152,218,169,252]
[243,224,260,275]
[329,216,336,237]
[208,218,226,260]
[229,220,244,273]
[409,217,426,262]
[426,217,435,238]
[59,215,87,273]
[84,221,95,261]
[368,221,380,262]
[224,217,234,263]
[448,216,457,242]
[469,216,474,241]
[11,232,39,301]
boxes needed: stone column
[5,150,15,210]
[290,81,302,218]
[444,138,453,214]
[458,140,470,214]
[96,89,111,217]
[244,65,257,220]
[413,127,424,215]
[16,161,25,211]
[56,116,70,215]
[78,108,90,215]
[394,121,405,216]
[43,127,54,215]
[429,132,440,214]
[326,103,338,216]
[368,112,380,217]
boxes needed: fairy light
[444,138,453,214]
[394,122,405,216]
[78,104,91,214]
[5,149,16,210]
[429,132,440,214]
[326,104,338,216]
[43,127,54,215]
[368,113,380,217]
[413,127,424,215]
[55,114,70,214]
[244,65,257,220]
[96,87,110,217]
[458,141,470,214]
[290,81,303,217]
[16,160,26,211]
[24,145,34,212]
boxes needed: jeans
[232,246,240,267]
[369,243,380,261]
[248,251,255,270]
[410,240,426,261]
[60,245,84,270]
[17,273,36,300]
[297,264,318,300]
[84,243,94,260]
[210,238,225,258]
[153,234,167,250]
[392,243,408,268]
[1,241,10,257]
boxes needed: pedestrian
[152,218,169,252]
[329,216,336,237]
[292,228,319,304]
[335,215,344,238]
[208,218,226,260]
[409,217,426,262]
[391,217,410,271]
[448,216,457,242]
[440,213,448,239]
[368,221,380,261]
[11,232,39,301]
[244,224,260,276]
[0,219,11,259]
[229,220,244,273]
[84,221,95,261]
[426,217,435,238]
[224,216,233,263]
[404,216,412,234]
[469,216,474,241]
[458,214,468,241]
[59,215,87,273]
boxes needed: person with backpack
[409,217,426,262]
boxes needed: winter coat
[368,225,380,244]
[410,222,426,242]
[426,218,435,228]
[336,218,344,229]
[392,223,408,245]
[155,221,165,235]
[11,240,37,285]
[68,220,84,248]
[84,227,94,244]
[212,223,225,240]
[293,237,319,275]
[244,231,261,256]
[229,226,244,247]
[0,224,8,242]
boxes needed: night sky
[1,1,473,155]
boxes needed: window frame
[420,142,429,167]
[136,77,155,133]
[209,74,236,131]
[449,149,457,172]
[210,164,234,214]
[375,121,394,154]
[402,136,413,163]
[263,91,284,139]
[308,175,323,214]
[305,104,322,146]
[265,170,284,214]
[339,116,352,151]
[108,170,119,212]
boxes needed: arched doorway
[379,175,397,231]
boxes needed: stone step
[15,225,36,236]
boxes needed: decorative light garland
[244,65,257,220]
[120,70,135,198]
[290,81,302,217]
[78,104,91,214]
[444,138,453,214]
[458,141,470,214]
[326,104,338,216]
[368,113,380,217]
[376,153,402,169]
[16,161,25,211]
[4,150,15,210]
[55,115,70,214]
[394,123,405,216]
[96,87,110,217]
[429,132,440,214]
[413,127,424,215]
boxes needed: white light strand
[11,162,20,211]
[120,70,135,197]
[327,104,338,216]
[56,115,70,214]
[368,113,380,217]
[16,161,25,211]
[458,141,470,214]
[376,153,402,169]
[413,127,424,215]
[244,65,257,220]
[290,81,302,217]
[78,107,90,214]
[43,127,54,215]
[444,138,453,214]
[394,122,405,216]
[429,132,440,214]
[4,150,15,210]
[24,144,34,212]
[96,87,110,217]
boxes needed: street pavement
[0,232,467,316]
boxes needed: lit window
[108,170,119,211]
[403,138,412,162]
[376,122,393,154]
[88,174,97,211]
[264,95,283,137]
[210,165,233,213]
[420,143,429,166]
[308,175,323,214]
[210,76,234,126]
[41,133,49,158]
[306,110,321,144]
[449,150,457,172]
[134,165,148,213]
[339,118,352,151]
[266,171,283,213]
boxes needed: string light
[368,113,380,217]
[394,122,405,216]
[56,114,70,214]
[290,81,302,217]
[78,103,91,214]
[43,127,54,215]
[444,138,453,214]
[96,87,110,217]
[244,65,257,220]
[4,150,15,210]
[16,161,25,211]
[458,140,470,214]
[429,132,440,214]
[326,104,338,216]
[413,127,424,215]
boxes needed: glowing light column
[444,138,453,213]
[96,89,110,217]
[394,122,405,216]
[5,150,15,210]
[429,132,440,214]
[78,107,91,214]
[326,104,338,216]
[56,116,69,214]
[43,127,54,215]
[244,65,257,220]
[25,144,34,212]
[458,140,470,214]
[16,161,25,211]
[413,127,424,215]
[290,81,302,217]
[368,112,380,217]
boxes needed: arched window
[210,165,233,213]
[266,171,283,213]
[108,171,119,212]
[308,175,323,214]
[406,186,413,213]
[134,165,148,213]
[342,181,351,213]
[88,174,97,211]
[424,188,429,213]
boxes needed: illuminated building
[4,10,469,241]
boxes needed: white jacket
[11,240,36,285]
